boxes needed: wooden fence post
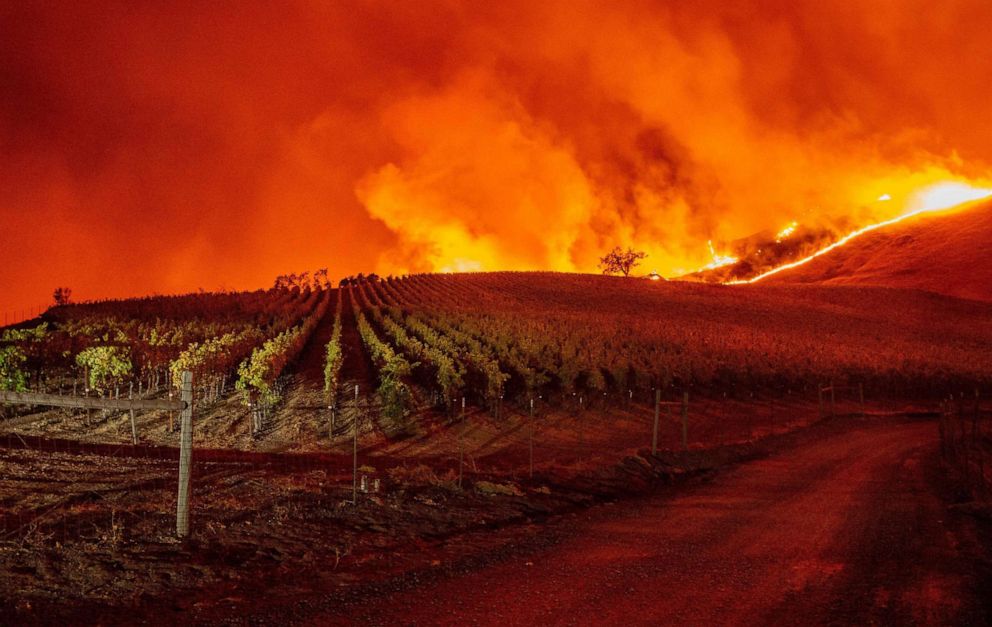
[458,397,466,489]
[168,386,175,433]
[830,381,837,418]
[577,394,584,454]
[176,371,193,539]
[681,391,689,451]
[353,384,359,505]
[652,389,660,455]
[529,397,535,479]
[329,403,336,440]
[128,382,137,445]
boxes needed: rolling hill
[764,199,992,301]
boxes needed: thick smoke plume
[3,1,992,310]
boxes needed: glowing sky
[3,1,992,315]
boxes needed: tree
[53,287,72,306]
[599,247,647,277]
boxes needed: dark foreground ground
[263,419,990,626]
[6,416,989,625]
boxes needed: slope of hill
[764,199,992,301]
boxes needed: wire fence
[0,375,942,612]
[939,391,989,502]
[1,304,49,328]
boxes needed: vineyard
[2,272,990,617]
[3,272,992,452]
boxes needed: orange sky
[3,1,992,316]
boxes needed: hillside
[765,199,992,301]
[4,272,991,618]
[3,271,990,459]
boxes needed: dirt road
[317,419,989,625]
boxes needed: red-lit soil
[768,199,992,302]
[3,414,990,624]
[285,418,992,626]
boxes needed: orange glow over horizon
[3,2,992,315]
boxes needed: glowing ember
[729,182,992,285]
[775,221,799,243]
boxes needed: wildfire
[701,240,739,271]
[775,221,799,242]
[728,181,992,285]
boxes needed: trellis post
[652,388,660,455]
[529,398,535,479]
[352,384,359,505]
[458,396,466,488]
[830,381,836,417]
[128,382,137,445]
[176,371,193,539]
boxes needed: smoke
[2,1,992,310]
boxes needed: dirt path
[316,419,989,625]
[338,287,374,392]
[289,289,340,386]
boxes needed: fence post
[168,386,175,433]
[529,398,535,479]
[128,382,137,445]
[830,381,836,417]
[458,397,466,489]
[577,394,584,454]
[652,389,660,455]
[353,384,359,505]
[176,371,193,539]
[681,391,689,451]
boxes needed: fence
[0,372,908,613]
[0,376,877,543]
[939,391,989,501]
[818,381,865,418]
[1,304,49,328]
[0,371,194,538]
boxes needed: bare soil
[2,412,989,624]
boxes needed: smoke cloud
[2,1,992,311]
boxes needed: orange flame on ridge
[728,182,992,285]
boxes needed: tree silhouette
[52,287,72,306]
[598,247,647,277]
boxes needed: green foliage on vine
[0,346,28,392]
[236,326,303,405]
[75,346,132,393]
[1,322,48,343]
[236,289,332,407]
[170,328,262,388]
[354,303,417,420]
[324,295,344,397]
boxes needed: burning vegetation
[4,2,992,310]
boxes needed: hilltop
[764,199,992,301]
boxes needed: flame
[439,258,484,274]
[699,240,739,271]
[729,181,992,285]
[7,2,992,315]
[775,221,799,242]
